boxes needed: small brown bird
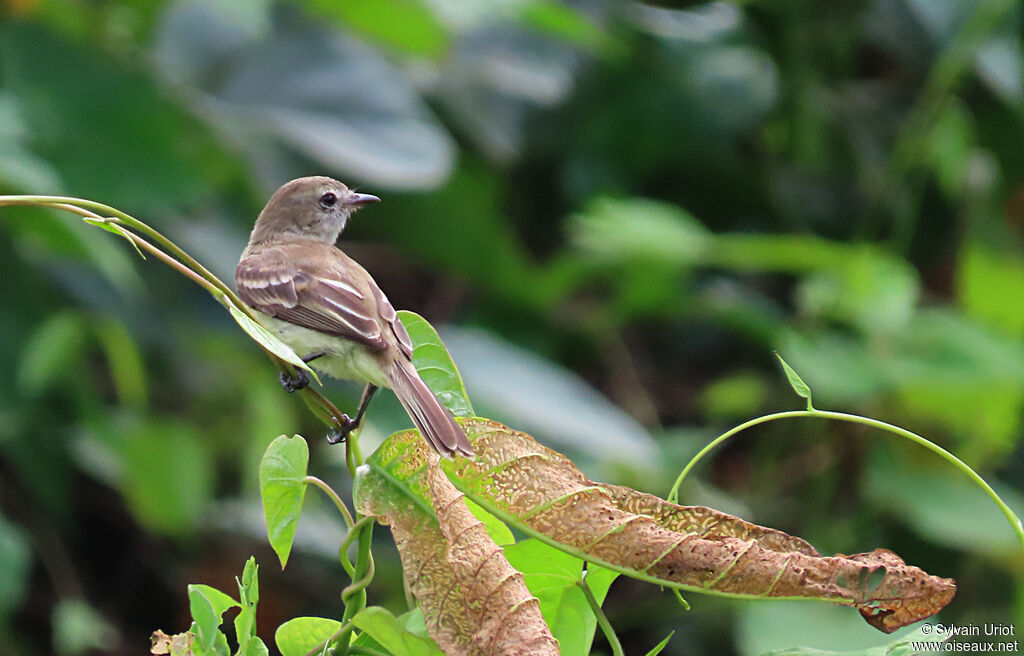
[235,176,473,458]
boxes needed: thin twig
[578,575,623,656]
[303,476,356,529]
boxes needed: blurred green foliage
[2,0,1024,654]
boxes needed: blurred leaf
[503,539,618,656]
[371,166,543,307]
[956,243,1024,335]
[976,32,1024,105]
[0,515,31,619]
[17,311,87,396]
[0,22,219,210]
[775,353,813,408]
[864,444,1024,554]
[93,314,148,408]
[350,606,442,656]
[430,15,584,160]
[398,310,474,417]
[4,205,144,296]
[644,632,675,656]
[894,380,1022,460]
[116,420,214,536]
[0,91,61,192]
[155,0,455,189]
[569,196,712,266]
[699,372,767,420]
[738,600,927,656]
[777,331,887,404]
[304,0,449,57]
[629,3,778,136]
[441,327,659,469]
[275,617,342,656]
[712,234,859,273]
[258,435,309,568]
[361,419,956,633]
[518,1,610,53]
[928,101,974,198]
[795,250,920,335]
[52,599,117,656]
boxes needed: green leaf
[226,302,318,383]
[304,0,449,58]
[464,497,514,546]
[957,242,1024,335]
[752,624,946,655]
[239,637,268,656]
[154,2,454,189]
[239,556,259,606]
[234,557,260,656]
[82,216,146,259]
[52,599,117,656]
[863,444,1024,554]
[275,617,342,656]
[0,22,220,211]
[397,310,474,417]
[93,314,148,408]
[259,435,309,568]
[569,196,712,266]
[350,606,441,656]
[774,353,813,409]
[518,1,611,53]
[503,539,618,656]
[17,311,88,396]
[187,585,238,652]
[644,631,675,656]
[0,515,31,618]
[117,420,214,536]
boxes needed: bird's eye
[319,192,337,208]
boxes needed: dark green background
[1,0,1022,654]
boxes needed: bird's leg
[326,384,379,444]
[278,351,326,393]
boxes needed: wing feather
[236,246,386,352]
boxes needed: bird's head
[248,176,380,247]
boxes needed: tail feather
[387,360,473,458]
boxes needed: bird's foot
[278,369,309,393]
[326,414,362,444]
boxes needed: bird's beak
[347,193,381,206]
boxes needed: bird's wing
[371,285,414,360]
[236,245,386,352]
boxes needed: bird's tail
[387,359,474,459]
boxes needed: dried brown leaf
[355,452,558,656]
[364,418,955,633]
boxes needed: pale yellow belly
[260,316,391,388]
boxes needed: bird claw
[279,369,309,393]
[326,414,361,445]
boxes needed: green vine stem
[0,195,356,467]
[334,516,375,654]
[304,476,356,529]
[578,575,623,656]
[667,409,1024,551]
